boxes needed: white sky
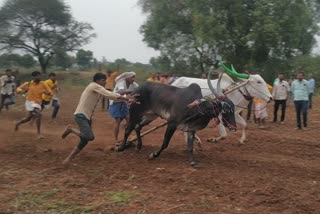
[0,0,159,64]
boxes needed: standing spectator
[15,71,52,139]
[272,73,290,123]
[308,75,315,109]
[0,69,16,112]
[201,73,207,79]
[159,74,169,84]
[103,69,119,110]
[41,73,60,122]
[109,72,139,145]
[254,84,273,128]
[168,73,178,84]
[146,73,158,82]
[291,72,309,130]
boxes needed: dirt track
[0,88,320,214]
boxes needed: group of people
[1,67,317,164]
[146,72,178,84]
[246,71,315,130]
[0,69,60,139]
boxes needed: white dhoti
[254,102,268,119]
[25,100,41,112]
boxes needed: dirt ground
[0,87,319,214]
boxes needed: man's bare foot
[62,158,70,164]
[49,119,58,124]
[62,125,72,139]
[37,134,44,139]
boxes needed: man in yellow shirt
[42,73,60,122]
[254,84,273,128]
[15,71,52,139]
[146,73,158,82]
[102,69,119,110]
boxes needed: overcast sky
[0,0,319,63]
[0,0,159,64]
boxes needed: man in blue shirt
[308,75,315,109]
[291,72,310,130]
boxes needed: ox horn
[221,64,249,79]
[207,70,224,98]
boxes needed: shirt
[74,82,121,120]
[42,79,58,102]
[308,78,315,94]
[0,75,15,95]
[272,80,290,100]
[110,80,139,105]
[105,71,119,90]
[17,81,52,105]
[291,79,309,101]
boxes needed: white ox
[172,65,272,144]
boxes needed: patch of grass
[45,201,93,214]
[106,191,138,204]
[12,190,93,214]
[13,190,58,210]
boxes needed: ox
[172,65,272,144]
[116,75,236,166]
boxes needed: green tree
[0,53,36,68]
[76,49,93,69]
[0,0,95,73]
[139,0,319,75]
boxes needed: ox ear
[221,64,249,79]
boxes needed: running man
[61,73,135,164]
[15,71,52,139]
[0,69,16,112]
[42,73,60,122]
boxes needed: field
[0,75,320,214]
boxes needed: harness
[238,87,253,101]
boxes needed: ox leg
[135,124,143,151]
[187,131,196,166]
[135,118,154,151]
[149,122,176,159]
[235,113,247,144]
[207,123,227,143]
[116,122,137,152]
[184,132,202,151]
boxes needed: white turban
[115,71,136,83]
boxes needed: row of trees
[140,0,320,79]
[0,49,95,70]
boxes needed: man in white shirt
[109,71,139,145]
[0,69,16,112]
[272,73,290,123]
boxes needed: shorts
[109,102,128,118]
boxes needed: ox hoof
[148,153,156,160]
[239,140,245,145]
[114,146,124,152]
[190,161,197,167]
